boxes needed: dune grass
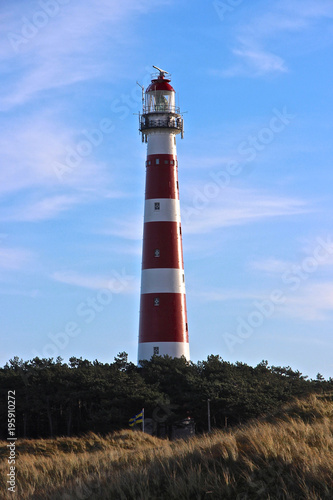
[0,394,332,499]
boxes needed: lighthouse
[137,66,190,363]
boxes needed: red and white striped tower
[138,66,189,362]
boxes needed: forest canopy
[1,353,331,439]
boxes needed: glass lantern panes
[145,91,175,113]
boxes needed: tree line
[0,353,331,439]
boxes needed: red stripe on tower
[138,66,190,363]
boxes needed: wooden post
[207,399,211,433]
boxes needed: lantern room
[144,75,176,114]
[145,90,176,113]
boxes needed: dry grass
[0,395,332,499]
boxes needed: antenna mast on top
[152,65,168,78]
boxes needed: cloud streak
[216,0,333,77]
[51,269,138,293]
[280,282,333,321]
[1,0,173,109]
[222,48,288,78]
[182,188,308,234]
[0,247,34,270]
[195,281,333,322]
[0,195,82,222]
[251,237,333,275]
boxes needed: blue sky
[1,0,333,379]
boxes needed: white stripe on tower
[147,132,177,155]
[138,341,190,360]
[141,269,186,294]
[144,199,181,223]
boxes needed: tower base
[138,341,190,363]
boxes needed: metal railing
[140,116,183,131]
[142,105,181,114]
[150,71,172,80]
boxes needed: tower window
[154,202,160,210]
[183,274,185,282]
[148,160,151,165]
[154,346,159,355]
[177,181,179,190]
[164,160,169,164]
[154,297,160,306]
[179,226,182,235]
[170,160,174,165]
[155,158,160,165]
[186,323,188,331]
[154,249,160,258]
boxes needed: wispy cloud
[0,247,34,270]
[101,216,143,240]
[1,0,172,109]
[194,280,333,322]
[0,288,40,298]
[193,288,261,302]
[182,188,308,234]
[250,258,295,275]
[282,282,333,321]
[51,269,138,293]
[1,195,81,222]
[280,1,333,22]
[0,112,114,196]
[220,48,287,78]
[216,0,333,78]
[0,1,163,222]
[251,238,333,274]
